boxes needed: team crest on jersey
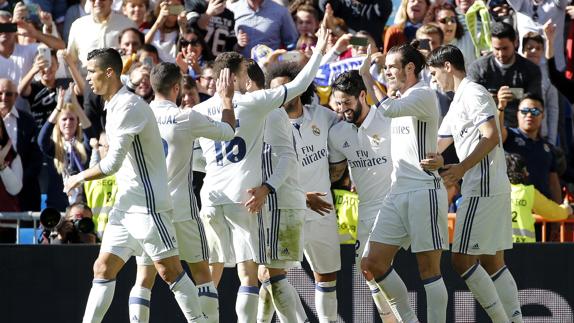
[312,125,320,136]
[343,141,350,148]
[371,134,380,145]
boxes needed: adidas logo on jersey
[471,243,480,250]
[343,141,350,148]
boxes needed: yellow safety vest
[510,184,536,243]
[332,189,359,244]
[84,175,117,239]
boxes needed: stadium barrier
[1,244,573,322]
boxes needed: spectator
[427,2,477,68]
[180,75,200,109]
[185,0,238,55]
[0,1,10,12]
[506,152,572,243]
[128,64,154,102]
[230,0,299,57]
[62,0,87,44]
[468,21,542,128]
[521,31,560,145]
[67,0,136,75]
[498,93,562,203]
[0,10,64,84]
[145,0,186,63]
[174,27,214,77]
[0,117,22,212]
[321,0,392,49]
[139,43,162,65]
[544,20,574,103]
[415,23,444,53]
[119,27,145,57]
[506,0,570,71]
[84,132,116,240]
[454,0,475,31]
[0,78,42,211]
[293,4,320,36]
[383,0,430,53]
[38,89,92,207]
[122,0,151,31]
[25,0,67,32]
[196,61,215,101]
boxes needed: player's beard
[344,101,362,124]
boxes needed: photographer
[41,203,97,244]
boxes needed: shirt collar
[399,80,426,98]
[452,77,471,104]
[104,86,129,111]
[360,105,377,130]
[4,106,19,119]
[150,99,178,109]
[301,105,313,122]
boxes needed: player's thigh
[452,194,512,255]
[367,197,410,255]
[173,218,209,264]
[303,215,341,274]
[224,203,262,264]
[100,208,141,264]
[124,210,179,263]
[264,208,305,269]
[355,203,381,266]
[408,188,448,253]
[200,205,235,264]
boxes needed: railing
[447,213,574,243]
[0,212,41,244]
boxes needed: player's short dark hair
[427,44,466,72]
[150,62,182,97]
[247,58,265,90]
[87,48,123,77]
[505,153,527,185]
[213,52,244,80]
[520,92,544,109]
[331,70,366,98]
[491,21,516,42]
[265,62,315,105]
[387,43,427,75]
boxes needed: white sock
[366,279,401,322]
[462,263,508,323]
[315,281,337,323]
[288,279,309,323]
[423,276,447,323]
[82,278,116,323]
[257,280,275,323]
[270,274,308,323]
[197,281,219,323]
[376,268,418,323]
[128,285,151,323]
[491,266,523,323]
[169,272,205,323]
[236,285,259,323]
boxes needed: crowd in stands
[0,0,573,243]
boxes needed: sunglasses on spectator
[438,16,457,24]
[180,39,199,47]
[0,91,16,97]
[299,43,315,51]
[519,107,542,116]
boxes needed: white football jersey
[438,78,510,197]
[150,99,235,222]
[328,106,393,206]
[262,108,306,210]
[379,81,442,194]
[99,87,171,214]
[194,51,324,206]
[290,104,339,220]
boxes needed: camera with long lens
[39,207,95,243]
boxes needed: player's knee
[451,253,475,276]
[157,266,181,284]
[93,257,114,279]
[361,256,389,279]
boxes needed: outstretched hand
[359,45,372,76]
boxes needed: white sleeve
[380,87,438,120]
[183,110,235,141]
[438,110,453,138]
[328,127,346,163]
[192,141,206,173]
[241,51,323,114]
[0,155,23,196]
[263,111,297,191]
[469,88,496,127]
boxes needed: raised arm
[359,45,388,104]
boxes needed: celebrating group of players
[65,23,522,323]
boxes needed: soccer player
[193,26,329,322]
[127,62,237,323]
[326,69,398,321]
[260,63,341,323]
[360,43,449,322]
[64,48,205,323]
[425,44,521,322]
